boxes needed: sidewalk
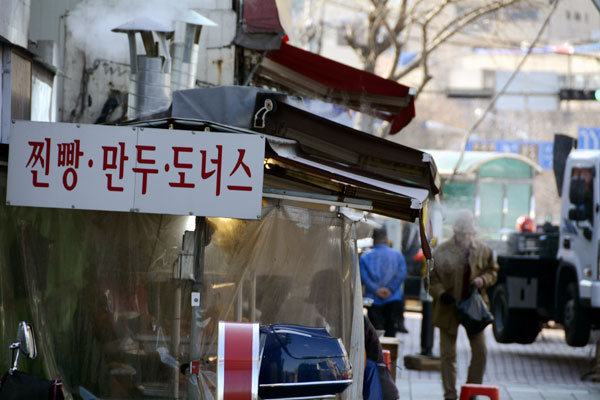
[393,311,600,400]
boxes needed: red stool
[382,349,392,372]
[459,383,499,400]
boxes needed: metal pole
[235,283,243,322]
[172,285,182,398]
[339,210,347,337]
[188,217,208,400]
[420,280,434,357]
[250,272,257,322]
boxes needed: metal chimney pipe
[112,17,174,120]
[170,10,217,93]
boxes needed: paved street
[394,311,600,400]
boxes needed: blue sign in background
[578,127,600,149]
[466,139,554,170]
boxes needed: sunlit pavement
[394,311,600,400]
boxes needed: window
[506,7,538,20]
[444,182,476,211]
[480,183,504,231]
[440,158,535,239]
[478,159,534,237]
[558,74,567,89]
[570,167,595,225]
[478,181,532,236]
[506,184,532,230]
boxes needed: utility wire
[448,0,560,182]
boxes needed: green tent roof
[425,150,542,176]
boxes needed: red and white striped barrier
[217,321,260,400]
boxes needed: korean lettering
[520,144,539,163]
[57,139,84,191]
[26,138,51,187]
[200,145,223,196]
[132,145,158,195]
[227,149,253,192]
[168,146,195,188]
[102,142,129,192]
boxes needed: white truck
[491,136,600,347]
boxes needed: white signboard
[7,121,265,219]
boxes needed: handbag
[456,285,494,336]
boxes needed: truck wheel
[492,285,541,344]
[563,282,590,347]
[491,284,515,343]
[514,312,542,344]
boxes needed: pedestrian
[360,227,408,337]
[363,315,400,400]
[427,210,499,400]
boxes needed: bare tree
[335,0,548,97]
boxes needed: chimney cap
[112,17,174,34]
[178,10,218,27]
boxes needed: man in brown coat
[427,210,499,400]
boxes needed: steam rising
[66,0,211,61]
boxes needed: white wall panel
[195,8,236,86]
[0,0,30,47]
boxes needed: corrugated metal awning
[254,42,416,134]
[264,136,428,221]
[252,93,439,198]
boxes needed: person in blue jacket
[360,227,408,337]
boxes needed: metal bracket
[410,198,423,209]
[263,188,373,211]
[10,342,19,372]
[253,99,274,129]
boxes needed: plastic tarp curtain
[0,182,364,400]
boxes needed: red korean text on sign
[227,149,253,192]
[168,146,195,188]
[57,139,84,191]
[200,145,223,196]
[26,138,52,188]
[102,142,129,192]
[132,145,158,195]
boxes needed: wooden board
[404,354,441,371]
[379,336,402,381]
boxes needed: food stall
[0,87,438,399]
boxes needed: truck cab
[490,146,600,347]
[556,150,600,346]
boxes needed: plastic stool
[459,383,499,400]
[382,349,392,372]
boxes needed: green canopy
[426,150,542,177]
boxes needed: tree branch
[393,0,522,80]
[386,0,408,79]
[367,0,395,61]
[430,0,514,44]
[415,23,432,99]
[422,0,453,25]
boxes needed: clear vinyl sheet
[0,191,364,399]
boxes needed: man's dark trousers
[368,300,403,337]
